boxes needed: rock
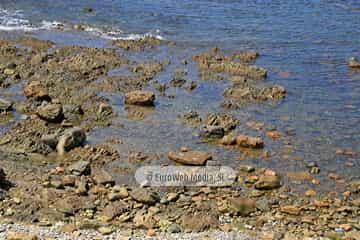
[0,98,12,112]
[54,196,84,215]
[97,103,113,117]
[305,189,317,197]
[181,213,219,232]
[348,57,360,68]
[239,165,255,173]
[67,160,90,176]
[178,111,202,126]
[6,231,38,240]
[101,201,129,221]
[36,103,63,123]
[23,81,51,101]
[112,186,129,198]
[255,175,281,190]
[97,226,113,235]
[75,177,88,195]
[352,198,360,207]
[124,90,155,106]
[168,150,212,165]
[170,77,186,87]
[167,223,182,233]
[91,168,114,186]
[0,167,6,182]
[130,188,160,205]
[267,131,282,139]
[200,125,225,138]
[56,127,86,154]
[229,198,257,217]
[280,205,301,215]
[62,175,76,187]
[236,135,264,148]
[41,130,63,149]
[220,135,236,145]
[204,112,238,132]
[184,81,197,91]
[133,211,157,229]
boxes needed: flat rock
[236,135,264,148]
[56,127,86,154]
[255,175,281,190]
[36,103,63,123]
[168,150,212,165]
[67,160,90,176]
[91,168,114,185]
[0,98,12,112]
[124,90,155,106]
[130,188,160,205]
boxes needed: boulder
[168,150,212,165]
[255,175,281,190]
[56,127,86,154]
[0,98,12,112]
[124,90,155,106]
[36,103,63,123]
[236,135,264,148]
[130,188,160,205]
[200,125,225,138]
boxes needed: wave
[0,8,164,41]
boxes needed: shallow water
[0,0,359,192]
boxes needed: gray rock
[36,103,63,123]
[56,127,86,155]
[167,223,183,233]
[200,125,225,138]
[0,98,12,112]
[91,168,114,186]
[130,188,160,205]
[67,160,90,176]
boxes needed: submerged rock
[204,112,239,132]
[56,127,86,155]
[236,135,264,148]
[224,84,286,102]
[168,150,212,165]
[36,103,63,123]
[200,125,225,138]
[178,111,202,126]
[124,90,155,106]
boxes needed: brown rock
[220,135,236,145]
[36,103,63,123]
[181,213,219,232]
[229,198,257,217]
[266,131,282,139]
[91,168,114,186]
[0,98,12,112]
[124,90,155,106]
[348,57,360,68]
[255,175,281,190]
[305,189,316,197]
[101,201,129,221]
[236,135,264,148]
[130,188,160,205]
[286,171,313,181]
[280,205,301,215]
[168,151,212,165]
[6,231,38,240]
[23,81,51,101]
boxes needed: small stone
[280,205,301,215]
[348,57,360,68]
[101,201,129,221]
[62,175,76,187]
[255,175,281,190]
[57,127,86,155]
[23,81,51,101]
[229,198,257,217]
[92,168,114,186]
[236,135,264,148]
[239,165,255,173]
[130,188,160,205]
[98,103,113,117]
[180,146,188,152]
[266,131,282,139]
[167,223,182,233]
[124,90,155,106]
[97,226,113,235]
[305,189,316,197]
[168,150,212,165]
[147,229,156,236]
[0,98,13,112]
[67,160,90,176]
[220,135,236,145]
[36,103,63,123]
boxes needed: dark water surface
[0,0,359,191]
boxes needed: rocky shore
[0,36,359,240]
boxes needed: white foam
[0,8,165,41]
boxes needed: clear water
[0,0,359,191]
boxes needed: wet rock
[124,90,155,106]
[41,130,63,149]
[236,135,264,148]
[130,188,160,205]
[229,198,257,217]
[91,168,114,186]
[178,111,202,126]
[67,160,90,176]
[348,57,360,68]
[113,36,161,51]
[23,81,51,101]
[61,175,76,187]
[255,175,281,190]
[224,84,286,102]
[168,150,212,165]
[200,125,225,138]
[101,201,129,221]
[0,98,12,112]
[181,213,219,232]
[36,103,64,123]
[170,77,186,87]
[220,135,236,145]
[56,127,86,155]
[204,112,238,132]
[6,231,38,240]
[184,81,197,91]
